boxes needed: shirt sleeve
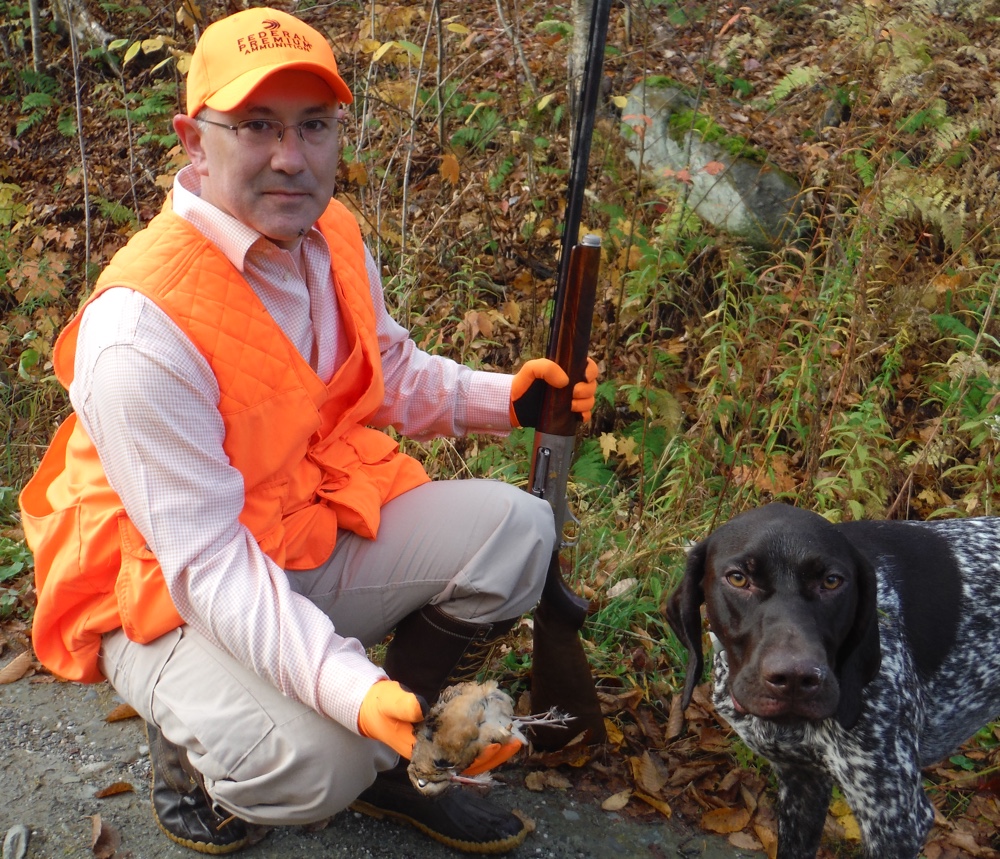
[362,248,515,439]
[71,288,385,732]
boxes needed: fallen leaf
[346,161,369,186]
[617,436,639,466]
[104,703,139,723]
[603,719,624,746]
[830,797,861,841]
[666,694,685,740]
[439,153,460,185]
[601,789,632,811]
[607,577,637,599]
[729,830,763,851]
[753,822,779,859]
[717,11,742,37]
[523,770,572,791]
[90,815,121,859]
[599,432,617,461]
[630,751,667,795]
[701,805,751,834]
[0,651,33,685]
[634,791,672,818]
[95,782,135,798]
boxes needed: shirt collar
[171,165,322,272]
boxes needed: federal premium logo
[236,20,313,55]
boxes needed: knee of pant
[490,485,552,607]
[220,719,382,826]
[514,491,555,573]
[279,729,379,821]
[495,482,556,552]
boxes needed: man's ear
[173,114,209,175]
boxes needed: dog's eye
[725,571,750,588]
[821,574,845,590]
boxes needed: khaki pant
[99,479,553,825]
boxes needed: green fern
[883,170,966,251]
[94,196,139,230]
[769,65,824,105]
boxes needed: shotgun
[527,0,612,751]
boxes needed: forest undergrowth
[3,0,1000,855]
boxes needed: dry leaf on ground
[90,815,121,859]
[601,789,632,811]
[0,651,33,685]
[104,703,139,723]
[701,806,751,834]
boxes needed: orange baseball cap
[185,7,353,116]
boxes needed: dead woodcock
[408,680,569,796]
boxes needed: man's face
[174,70,342,248]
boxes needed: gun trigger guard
[560,505,580,550]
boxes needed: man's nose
[270,131,308,170]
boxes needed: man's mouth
[264,188,310,198]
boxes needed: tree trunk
[29,0,45,71]
[567,0,593,151]
[52,0,115,49]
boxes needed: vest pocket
[342,423,400,463]
[21,466,119,681]
[241,476,291,563]
[21,490,83,593]
[115,512,184,645]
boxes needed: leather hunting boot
[145,722,253,855]
[351,761,529,854]
[351,605,528,853]
[381,604,516,703]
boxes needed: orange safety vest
[20,199,430,683]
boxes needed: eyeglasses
[196,117,339,147]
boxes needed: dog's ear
[665,541,708,710]
[833,542,881,729]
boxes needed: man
[19,7,598,856]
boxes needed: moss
[643,75,697,98]
[667,109,768,163]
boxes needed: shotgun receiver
[527,0,612,751]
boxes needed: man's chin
[262,224,314,249]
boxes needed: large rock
[622,81,804,249]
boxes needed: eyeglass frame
[195,115,341,145]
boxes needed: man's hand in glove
[461,739,523,776]
[357,679,426,759]
[509,357,599,428]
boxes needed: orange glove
[573,357,599,421]
[509,357,600,427]
[357,680,425,759]
[461,739,523,776]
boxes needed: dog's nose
[761,656,828,699]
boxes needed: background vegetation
[3,0,1000,855]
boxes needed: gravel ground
[0,675,761,859]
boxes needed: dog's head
[665,503,881,729]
